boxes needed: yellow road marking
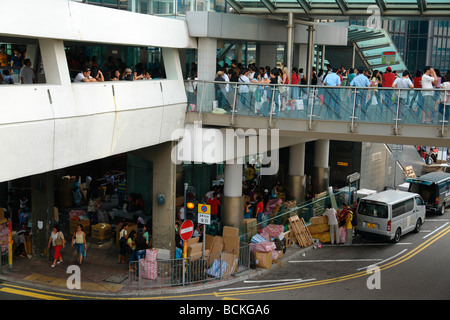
[0,287,68,300]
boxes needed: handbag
[54,232,63,246]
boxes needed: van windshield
[357,201,388,218]
[408,183,436,205]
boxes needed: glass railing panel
[185,80,450,129]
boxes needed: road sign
[180,220,194,241]
[198,204,211,225]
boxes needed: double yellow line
[210,224,450,298]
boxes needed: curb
[0,244,313,298]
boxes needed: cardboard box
[221,252,238,277]
[243,218,257,241]
[276,250,283,259]
[255,251,272,269]
[189,249,210,261]
[187,242,203,256]
[186,237,199,247]
[310,216,328,225]
[205,234,215,251]
[311,231,331,243]
[223,235,240,256]
[208,236,223,265]
[308,223,330,234]
[91,223,112,240]
[222,226,239,238]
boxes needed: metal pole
[306,25,315,85]
[286,12,294,77]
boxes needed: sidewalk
[0,236,311,298]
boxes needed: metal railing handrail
[185,79,450,92]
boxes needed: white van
[355,190,426,243]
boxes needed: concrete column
[162,48,183,81]
[38,39,71,86]
[30,172,55,259]
[222,162,243,229]
[132,142,176,256]
[287,143,306,202]
[197,38,217,112]
[313,139,330,195]
[197,37,217,81]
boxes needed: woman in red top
[410,70,423,118]
[291,67,300,100]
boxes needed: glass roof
[348,25,406,72]
[228,0,450,17]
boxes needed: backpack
[351,211,357,227]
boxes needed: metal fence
[128,243,250,290]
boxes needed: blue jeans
[75,243,84,256]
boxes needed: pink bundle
[254,241,276,253]
[140,258,157,280]
[145,249,158,261]
[263,224,284,238]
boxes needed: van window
[358,201,388,218]
[392,199,414,218]
[415,197,424,206]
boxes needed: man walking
[323,203,340,244]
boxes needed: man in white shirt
[421,66,437,123]
[20,59,35,84]
[74,67,96,83]
[323,203,340,244]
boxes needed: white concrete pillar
[288,142,306,202]
[223,162,244,228]
[197,37,217,81]
[162,47,183,81]
[313,139,330,195]
[38,39,71,86]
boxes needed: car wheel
[440,203,446,216]
[392,228,401,243]
[414,218,422,233]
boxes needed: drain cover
[103,274,128,284]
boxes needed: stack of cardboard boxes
[185,226,241,278]
[308,216,330,243]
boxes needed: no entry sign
[180,220,194,241]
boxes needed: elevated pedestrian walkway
[185,80,450,147]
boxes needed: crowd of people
[67,51,164,83]
[187,59,450,123]
[0,45,36,84]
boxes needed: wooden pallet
[288,215,314,248]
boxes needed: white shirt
[323,208,338,225]
[422,74,435,96]
[20,65,34,84]
[74,72,91,83]
[238,75,250,93]
[393,77,413,99]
